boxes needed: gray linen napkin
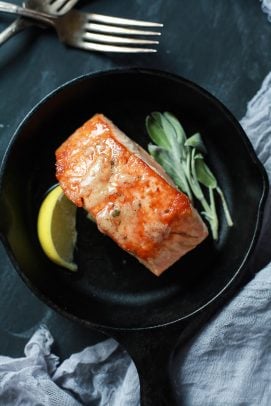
[262,0,271,21]
[0,325,139,405]
[2,3,271,405]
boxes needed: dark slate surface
[0,0,270,390]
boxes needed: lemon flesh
[37,185,77,271]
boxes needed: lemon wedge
[37,185,77,271]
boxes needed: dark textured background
[0,0,270,391]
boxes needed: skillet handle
[111,323,187,406]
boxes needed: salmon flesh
[56,114,208,276]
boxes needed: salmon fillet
[56,114,208,276]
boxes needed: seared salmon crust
[56,114,208,275]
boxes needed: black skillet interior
[0,69,268,330]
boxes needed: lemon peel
[37,185,77,271]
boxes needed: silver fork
[0,1,163,53]
[0,0,79,45]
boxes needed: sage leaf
[185,133,207,154]
[161,114,179,146]
[195,159,217,189]
[216,187,234,227]
[148,144,190,195]
[145,114,171,150]
[145,111,233,240]
[151,112,163,125]
[164,112,187,144]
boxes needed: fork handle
[0,1,55,27]
[0,18,30,45]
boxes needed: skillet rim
[0,67,269,331]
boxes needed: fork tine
[87,13,163,28]
[83,32,159,45]
[85,23,161,36]
[47,0,78,14]
[75,40,157,53]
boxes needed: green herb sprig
[146,112,233,240]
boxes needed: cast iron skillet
[0,68,268,405]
